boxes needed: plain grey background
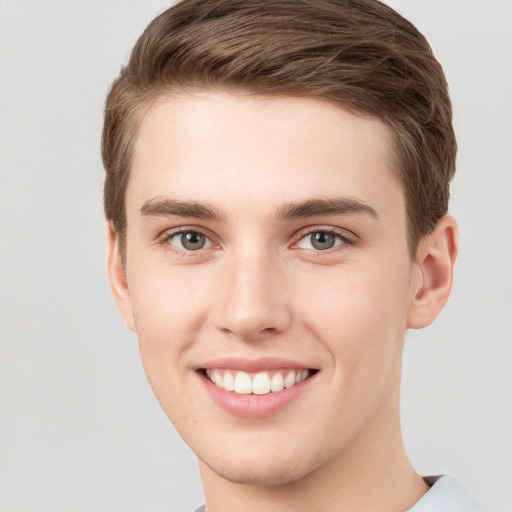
[1,1,511,511]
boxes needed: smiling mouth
[200,368,318,395]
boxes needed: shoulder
[407,475,484,512]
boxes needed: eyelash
[157,226,356,255]
[293,227,356,253]
[157,228,216,255]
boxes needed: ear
[106,224,136,332]
[407,215,458,329]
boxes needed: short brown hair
[102,0,456,259]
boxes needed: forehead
[128,91,403,220]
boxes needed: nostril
[212,275,293,340]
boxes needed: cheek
[126,262,210,389]
[128,258,210,331]
[298,258,410,378]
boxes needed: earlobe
[106,224,136,332]
[407,215,458,329]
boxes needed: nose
[213,250,292,341]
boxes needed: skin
[108,91,458,512]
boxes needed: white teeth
[223,372,235,391]
[297,369,308,383]
[234,371,253,394]
[206,368,311,394]
[212,370,223,388]
[252,372,271,395]
[270,373,284,392]
[283,371,296,389]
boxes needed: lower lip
[199,372,315,418]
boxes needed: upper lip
[197,357,315,373]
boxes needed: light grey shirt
[193,475,484,512]
[407,475,483,511]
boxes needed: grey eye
[168,231,210,251]
[181,232,206,250]
[310,232,336,250]
[297,231,343,251]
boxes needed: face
[111,91,421,486]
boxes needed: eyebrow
[139,196,378,222]
[275,197,379,221]
[140,197,224,221]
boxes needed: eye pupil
[311,231,336,250]
[181,232,206,250]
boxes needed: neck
[198,371,428,512]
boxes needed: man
[102,1,483,510]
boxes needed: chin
[197,438,334,488]
[203,457,312,487]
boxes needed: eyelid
[155,224,357,254]
[291,225,358,249]
[157,226,219,253]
